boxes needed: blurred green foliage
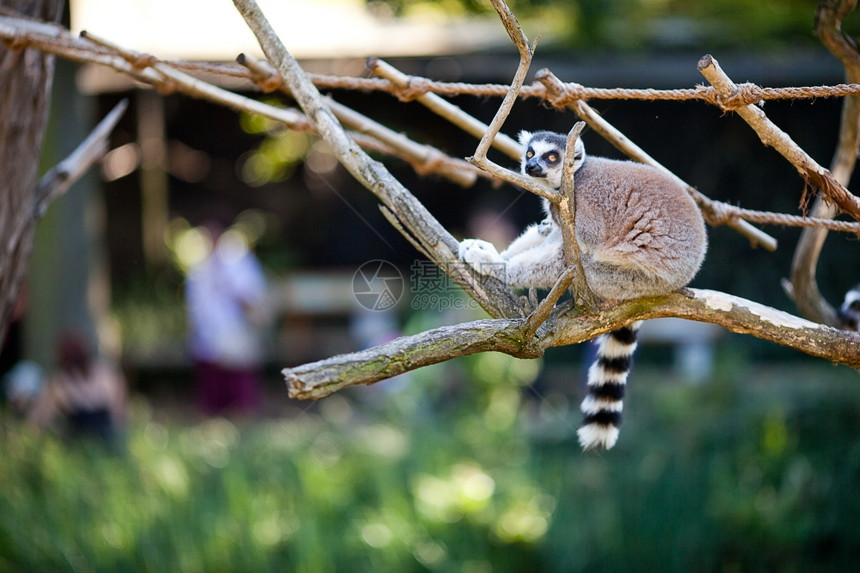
[238,102,314,188]
[109,271,187,361]
[371,0,843,50]
[3,350,860,571]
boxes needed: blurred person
[29,332,127,445]
[185,222,267,416]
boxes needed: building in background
[17,1,854,390]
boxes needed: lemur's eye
[546,153,559,163]
[526,150,534,159]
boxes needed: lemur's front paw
[458,239,505,280]
[537,218,555,237]
[459,239,501,264]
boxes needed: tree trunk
[0,0,64,342]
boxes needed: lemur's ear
[517,130,532,148]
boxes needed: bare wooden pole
[367,58,522,160]
[699,53,860,221]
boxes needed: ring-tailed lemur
[459,130,707,451]
[838,284,860,330]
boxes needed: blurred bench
[638,318,724,383]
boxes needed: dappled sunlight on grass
[2,356,860,570]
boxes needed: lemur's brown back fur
[570,156,707,301]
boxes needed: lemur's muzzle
[524,160,545,178]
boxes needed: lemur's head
[518,130,586,189]
[838,284,860,331]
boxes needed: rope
[535,81,860,110]
[3,18,860,108]
[705,202,860,234]
[162,60,860,110]
[5,21,860,234]
[160,61,860,234]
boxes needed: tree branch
[6,96,127,278]
[698,53,860,221]
[522,267,576,340]
[284,287,860,400]
[473,0,533,162]
[34,99,128,219]
[463,0,563,206]
[557,122,598,310]
[367,57,522,160]
[285,318,542,399]
[551,289,860,366]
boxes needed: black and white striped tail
[577,322,641,451]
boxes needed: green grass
[2,352,860,572]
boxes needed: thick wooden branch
[699,53,860,221]
[285,318,543,399]
[232,0,524,319]
[284,287,860,400]
[551,289,860,368]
